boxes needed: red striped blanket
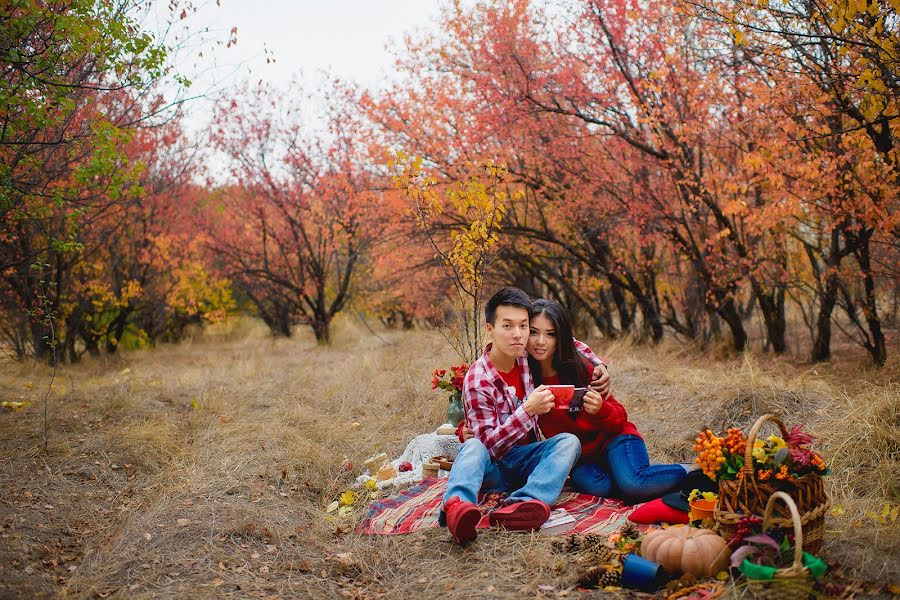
[356,477,639,536]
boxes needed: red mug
[547,385,575,409]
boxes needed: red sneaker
[488,499,550,531]
[444,496,481,544]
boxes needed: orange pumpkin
[640,525,731,577]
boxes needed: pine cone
[582,544,616,566]
[576,564,605,588]
[581,532,606,548]
[551,534,580,552]
[597,567,622,588]
[620,522,640,539]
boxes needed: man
[441,287,582,544]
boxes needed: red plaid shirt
[463,340,602,460]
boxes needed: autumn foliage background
[2,0,897,365]
[0,0,898,598]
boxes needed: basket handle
[742,413,790,478]
[762,491,804,570]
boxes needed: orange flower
[757,469,772,481]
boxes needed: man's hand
[589,362,611,398]
[582,388,604,415]
[523,385,555,416]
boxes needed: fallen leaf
[326,501,339,513]
[251,552,261,559]
[265,545,277,553]
[176,518,191,527]
[259,565,269,574]
[830,504,845,516]
[211,578,225,587]
[144,533,152,541]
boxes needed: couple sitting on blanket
[441,286,689,544]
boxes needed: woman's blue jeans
[569,434,685,504]
[442,433,581,509]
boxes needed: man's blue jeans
[569,434,685,503]
[442,433,581,510]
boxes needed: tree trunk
[608,278,633,334]
[106,309,131,354]
[755,285,787,354]
[811,273,839,362]
[311,318,331,344]
[855,237,887,366]
[717,297,748,351]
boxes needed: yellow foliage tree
[391,150,519,361]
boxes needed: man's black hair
[484,286,531,325]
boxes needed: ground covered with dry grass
[1,319,897,599]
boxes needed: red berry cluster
[729,515,762,547]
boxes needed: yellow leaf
[830,504,845,516]
[734,30,746,45]
[715,571,729,580]
[339,490,357,507]
[191,398,200,411]
[1,401,31,412]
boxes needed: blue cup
[621,553,663,591]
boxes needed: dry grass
[0,318,897,599]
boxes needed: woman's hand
[589,362,611,398]
[523,385,555,416]
[582,388,604,414]
[461,426,474,441]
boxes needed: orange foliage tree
[207,81,383,343]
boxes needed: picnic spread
[335,412,840,596]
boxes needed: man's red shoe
[488,499,550,531]
[444,496,481,544]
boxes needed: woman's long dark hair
[528,299,591,387]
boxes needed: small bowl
[689,498,716,521]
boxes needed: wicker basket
[714,414,829,553]
[745,492,812,600]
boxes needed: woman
[527,299,687,503]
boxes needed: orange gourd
[640,526,731,577]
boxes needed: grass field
[1,319,897,599]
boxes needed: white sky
[148,0,445,175]
[152,0,443,113]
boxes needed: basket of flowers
[730,491,827,600]
[693,414,829,553]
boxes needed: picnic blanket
[356,477,638,536]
